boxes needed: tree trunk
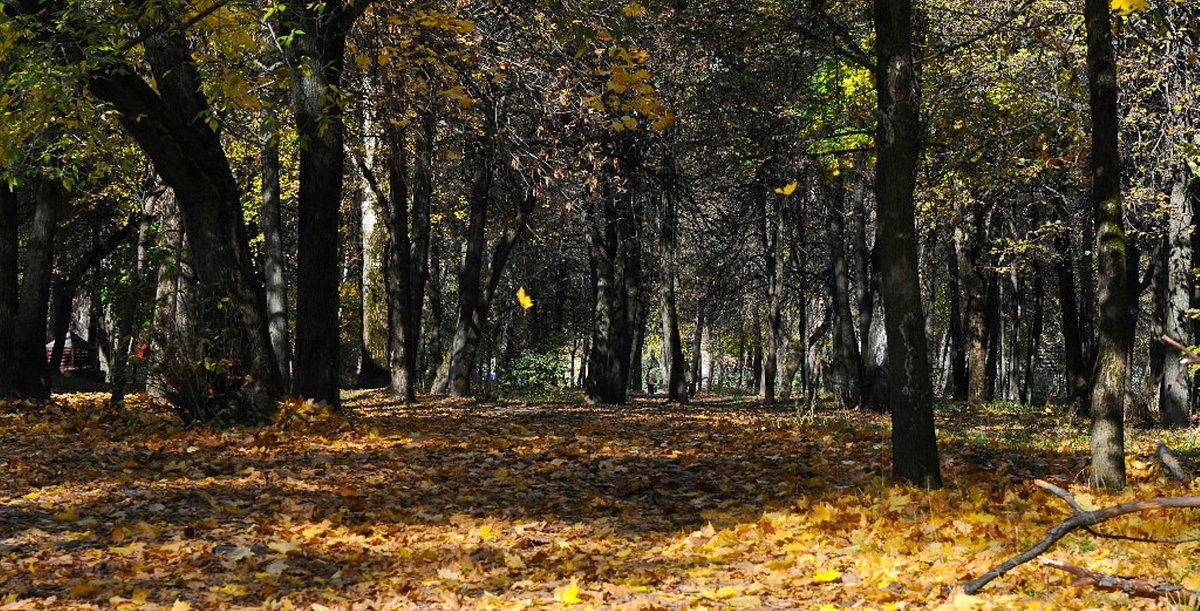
[87,31,283,420]
[873,0,942,488]
[1022,270,1045,405]
[147,184,189,402]
[946,249,968,399]
[690,308,704,394]
[110,211,152,408]
[984,272,1001,400]
[1055,233,1090,413]
[289,10,350,407]
[1161,176,1192,427]
[828,171,862,407]
[446,136,492,397]
[659,191,689,403]
[760,188,785,404]
[0,182,15,397]
[13,178,63,398]
[1084,0,1131,490]
[261,132,292,389]
[955,208,989,405]
[585,180,639,404]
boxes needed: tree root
[1038,557,1196,604]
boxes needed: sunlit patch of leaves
[0,393,1196,609]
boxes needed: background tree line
[0,0,1197,489]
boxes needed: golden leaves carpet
[0,392,1197,609]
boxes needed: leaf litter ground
[1,392,1199,609]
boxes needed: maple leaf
[813,568,841,583]
[774,181,798,196]
[560,581,583,604]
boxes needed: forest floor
[1,392,1199,610]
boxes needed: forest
[2,0,1200,608]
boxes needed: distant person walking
[646,369,657,395]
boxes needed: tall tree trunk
[983,272,1001,400]
[404,112,434,396]
[1055,233,1090,413]
[148,186,188,402]
[585,177,639,404]
[0,183,15,397]
[760,188,785,404]
[1022,270,1044,405]
[946,249,968,399]
[446,136,492,396]
[689,307,704,394]
[1160,176,1192,427]
[873,0,942,488]
[110,210,152,408]
[13,178,63,398]
[288,8,351,407]
[261,132,291,389]
[383,121,415,399]
[956,208,989,404]
[659,191,689,403]
[1084,0,1131,490]
[828,171,862,407]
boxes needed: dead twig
[1038,557,1196,604]
[1160,334,1200,365]
[961,479,1200,595]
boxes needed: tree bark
[287,4,353,407]
[1084,0,1132,490]
[1055,233,1090,413]
[585,175,639,404]
[1021,270,1044,404]
[658,191,689,403]
[955,208,989,404]
[446,136,492,397]
[690,307,705,394]
[873,0,942,488]
[946,248,968,399]
[828,171,862,407]
[1160,176,1192,427]
[86,31,283,420]
[13,178,63,398]
[760,187,785,404]
[0,182,15,397]
[261,132,292,389]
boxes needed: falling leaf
[516,287,534,310]
[774,181,798,196]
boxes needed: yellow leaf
[813,568,841,583]
[54,509,79,522]
[621,115,638,130]
[1110,0,1149,15]
[268,540,301,555]
[1074,492,1100,511]
[479,524,499,540]
[516,287,534,310]
[170,601,192,611]
[560,581,583,604]
[623,2,646,17]
[774,181,798,196]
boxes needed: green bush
[500,348,565,395]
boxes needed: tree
[1083,0,1132,490]
[872,0,942,488]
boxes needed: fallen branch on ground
[1156,440,1191,483]
[961,479,1200,595]
[1038,557,1196,604]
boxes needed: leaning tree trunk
[87,31,283,420]
[658,190,689,403]
[0,182,15,397]
[873,0,942,488]
[1084,0,1132,490]
[1160,176,1193,427]
[13,178,63,399]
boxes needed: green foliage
[500,347,567,396]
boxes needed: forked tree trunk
[1084,0,1132,490]
[873,0,941,488]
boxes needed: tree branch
[1038,557,1196,604]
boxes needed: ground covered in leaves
[2,392,1199,609]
